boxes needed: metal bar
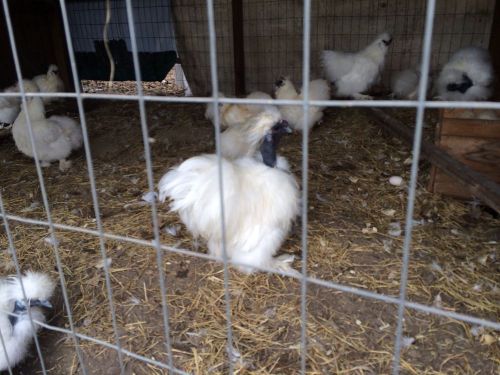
[2,212,500,331]
[0,307,189,375]
[231,0,246,95]
[369,107,500,213]
[392,0,437,373]
[206,0,235,371]
[2,90,500,110]
[300,0,312,373]
[0,193,46,374]
[0,328,13,375]
[123,0,175,370]
[1,1,84,373]
[57,1,125,373]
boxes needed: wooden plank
[232,0,246,96]
[369,108,500,213]
[441,119,500,138]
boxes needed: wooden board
[429,109,500,200]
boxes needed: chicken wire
[173,0,495,96]
[0,0,500,374]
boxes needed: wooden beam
[368,108,500,213]
[231,0,246,96]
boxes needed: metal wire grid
[199,0,495,95]
[0,0,499,374]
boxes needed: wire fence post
[391,0,437,373]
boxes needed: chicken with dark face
[159,111,300,274]
[0,272,55,371]
[436,46,494,101]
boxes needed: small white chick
[205,91,273,129]
[322,32,392,99]
[0,80,39,125]
[12,97,82,171]
[436,46,494,101]
[391,68,432,99]
[33,65,64,104]
[274,77,330,132]
[0,272,55,372]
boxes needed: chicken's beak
[383,38,393,46]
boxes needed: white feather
[12,97,82,167]
[322,32,391,98]
[0,80,39,124]
[205,91,272,129]
[220,105,281,159]
[33,65,64,104]
[436,46,494,101]
[158,155,300,273]
[274,78,330,132]
[0,272,55,371]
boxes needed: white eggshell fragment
[389,176,403,186]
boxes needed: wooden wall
[172,0,496,96]
[0,0,72,90]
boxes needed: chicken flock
[0,33,497,370]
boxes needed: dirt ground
[0,77,499,374]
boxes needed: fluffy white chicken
[0,271,55,372]
[33,65,64,104]
[159,117,300,274]
[12,97,82,171]
[274,77,330,132]
[322,32,392,99]
[205,91,273,129]
[436,47,494,101]
[391,68,432,99]
[0,80,39,125]
[220,105,283,160]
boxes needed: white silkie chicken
[436,46,494,101]
[274,77,330,132]
[220,105,285,160]
[12,97,82,171]
[33,65,64,104]
[158,115,300,274]
[0,80,39,126]
[391,68,432,99]
[205,91,273,129]
[0,272,55,372]
[322,32,392,99]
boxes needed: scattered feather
[95,257,112,269]
[388,222,402,237]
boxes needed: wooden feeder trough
[429,108,500,200]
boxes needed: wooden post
[232,0,246,96]
[368,108,500,213]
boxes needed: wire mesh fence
[0,0,499,374]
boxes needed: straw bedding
[0,76,498,374]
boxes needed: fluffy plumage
[436,46,494,101]
[205,91,272,129]
[322,32,392,99]
[33,65,64,104]
[274,77,330,132]
[0,80,39,125]
[220,105,282,159]
[0,272,55,371]
[158,120,300,274]
[12,97,82,171]
[391,68,432,99]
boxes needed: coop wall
[172,0,495,96]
